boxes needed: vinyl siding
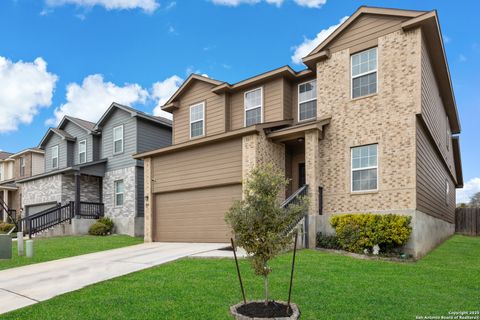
[100,108,137,171]
[31,153,45,176]
[44,135,68,172]
[416,120,456,223]
[152,138,242,193]
[136,118,172,154]
[62,121,96,165]
[420,38,456,177]
[327,14,407,54]
[172,81,226,144]
[230,78,284,130]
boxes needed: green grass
[0,235,143,271]
[3,235,480,319]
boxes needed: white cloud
[151,75,183,119]
[291,16,348,64]
[45,0,159,13]
[457,178,480,204]
[443,35,451,44]
[294,0,326,8]
[47,74,148,125]
[0,57,58,133]
[210,0,284,7]
[459,54,467,62]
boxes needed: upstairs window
[244,87,263,126]
[351,144,378,192]
[52,145,59,169]
[298,80,317,121]
[113,125,124,154]
[114,180,124,206]
[190,102,205,138]
[20,157,25,177]
[445,179,450,205]
[351,47,377,99]
[78,139,87,164]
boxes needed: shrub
[316,232,341,250]
[0,222,15,233]
[97,217,114,232]
[330,213,412,254]
[88,222,110,236]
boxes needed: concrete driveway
[0,242,228,315]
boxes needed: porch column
[144,157,154,242]
[1,190,7,222]
[74,173,81,217]
[305,129,320,249]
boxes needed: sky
[0,0,478,202]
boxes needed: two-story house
[18,103,171,236]
[135,6,463,258]
[0,149,45,222]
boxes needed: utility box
[0,234,12,259]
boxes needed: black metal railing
[0,197,18,228]
[18,201,104,238]
[20,202,75,238]
[282,185,309,236]
[78,201,104,219]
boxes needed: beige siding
[416,120,456,223]
[230,78,284,130]
[420,38,456,178]
[172,81,226,144]
[328,14,408,54]
[152,138,242,193]
[283,79,293,120]
[31,153,45,176]
[154,184,241,242]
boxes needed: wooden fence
[455,208,480,236]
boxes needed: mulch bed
[236,301,293,318]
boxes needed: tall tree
[469,192,480,207]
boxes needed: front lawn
[3,235,479,319]
[0,235,143,271]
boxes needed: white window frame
[189,102,205,139]
[351,47,378,99]
[113,125,124,155]
[52,145,59,169]
[114,180,124,207]
[446,116,450,151]
[351,144,379,193]
[78,139,87,164]
[20,157,25,177]
[445,179,450,205]
[244,87,263,127]
[298,80,317,122]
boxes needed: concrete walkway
[0,242,228,315]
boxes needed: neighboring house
[17,103,171,236]
[0,149,45,222]
[135,6,463,258]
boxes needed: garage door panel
[154,184,242,242]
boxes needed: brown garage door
[154,184,242,242]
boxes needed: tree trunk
[264,274,269,306]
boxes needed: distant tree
[469,192,480,208]
[457,203,468,208]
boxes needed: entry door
[298,163,306,188]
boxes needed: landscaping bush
[97,217,114,232]
[316,232,341,250]
[88,222,110,236]
[0,222,15,233]
[330,213,412,254]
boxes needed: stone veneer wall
[242,131,285,193]
[316,29,420,219]
[22,174,63,207]
[22,174,101,210]
[103,166,141,237]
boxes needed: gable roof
[162,74,225,111]
[302,6,426,66]
[94,102,172,130]
[39,128,75,148]
[10,148,44,159]
[58,115,97,133]
[0,151,13,160]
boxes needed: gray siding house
[17,103,172,236]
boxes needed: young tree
[225,164,308,305]
[469,192,480,208]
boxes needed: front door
[298,163,306,188]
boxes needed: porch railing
[20,202,75,238]
[78,201,105,219]
[282,185,309,242]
